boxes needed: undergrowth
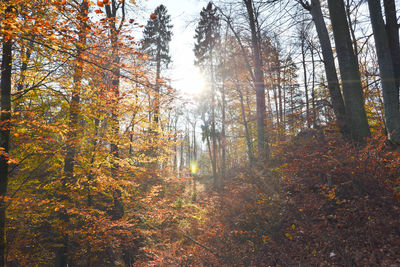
[134,132,400,266]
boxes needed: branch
[214,5,256,83]
[297,0,311,11]
[19,36,153,88]
[178,229,219,256]
[12,55,72,101]
[7,154,54,207]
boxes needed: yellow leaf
[285,233,292,240]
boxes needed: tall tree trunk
[173,116,178,172]
[180,138,184,176]
[244,0,268,161]
[0,3,13,265]
[302,0,347,133]
[234,58,253,166]
[239,88,254,166]
[272,74,280,129]
[368,0,400,144]
[327,0,370,141]
[105,0,124,221]
[310,43,317,127]
[345,0,359,67]
[277,59,284,136]
[14,38,34,113]
[192,121,197,161]
[220,72,226,188]
[57,2,88,266]
[210,50,218,189]
[154,47,161,125]
[64,1,88,183]
[383,0,400,91]
[300,30,311,129]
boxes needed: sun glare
[180,69,206,96]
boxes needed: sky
[138,0,210,96]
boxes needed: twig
[178,229,219,256]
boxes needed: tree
[367,0,400,144]
[103,0,127,221]
[57,1,89,265]
[327,0,370,141]
[0,2,14,265]
[383,0,400,90]
[243,0,269,160]
[194,2,220,188]
[298,0,347,133]
[143,5,173,125]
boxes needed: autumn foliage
[132,131,399,266]
[1,0,400,266]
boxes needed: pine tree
[194,2,220,189]
[143,5,173,124]
[194,2,220,67]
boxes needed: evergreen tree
[194,2,220,67]
[143,4,173,124]
[194,2,220,188]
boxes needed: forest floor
[134,131,400,266]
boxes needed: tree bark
[239,87,254,166]
[327,0,370,141]
[154,46,161,125]
[105,0,124,221]
[383,0,400,91]
[244,0,268,161]
[310,43,317,127]
[63,1,88,183]
[210,50,218,189]
[0,3,13,265]
[57,2,89,266]
[300,29,311,128]
[367,0,400,144]
[303,0,347,133]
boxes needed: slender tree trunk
[239,88,254,166]
[210,50,218,189]
[14,38,34,113]
[277,59,284,136]
[187,127,191,164]
[272,74,280,129]
[220,73,226,188]
[105,0,124,221]
[64,1,88,183]
[303,0,347,133]
[173,117,178,172]
[0,3,13,265]
[234,58,253,166]
[300,31,311,128]
[57,2,88,266]
[367,0,400,144]
[327,0,370,141]
[345,0,359,67]
[154,47,161,125]
[206,132,213,176]
[283,64,287,135]
[180,138,184,176]
[192,121,197,161]
[310,43,317,127]
[244,0,268,161]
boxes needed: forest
[0,0,399,266]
